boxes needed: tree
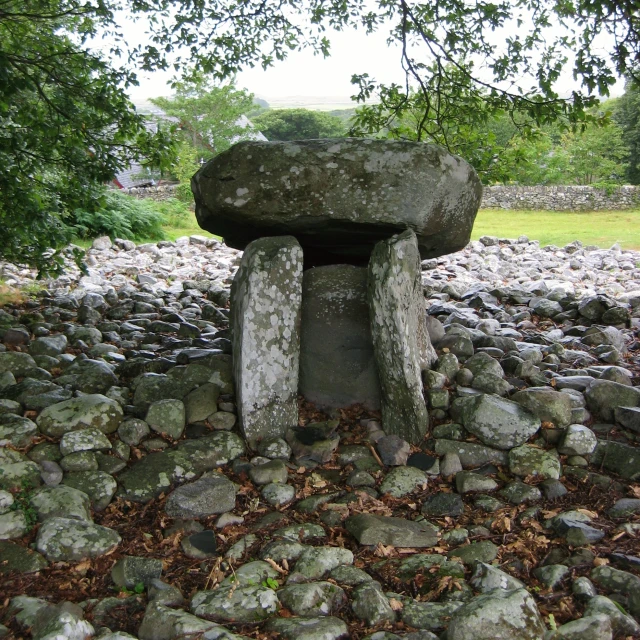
[135,0,640,142]
[0,0,173,275]
[561,119,628,184]
[4,0,640,272]
[252,109,346,141]
[614,81,640,184]
[151,74,256,159]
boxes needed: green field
[472,208,640,250]
[72,205,640,253]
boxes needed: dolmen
[192,139,482,446]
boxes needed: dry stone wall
[481,185,640,211]
[125,183,640,212]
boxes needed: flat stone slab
[193,139,482,265]
[35,517,121,562]
[345,514,438,547]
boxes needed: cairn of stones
[192,139,482,447]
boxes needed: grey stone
[39,461,63,486]
[146,399,186,439]
[0,459,42,491]
[59,427,112,456]
[165,474,237,518]
[401,601,463,631]
[0,510,29,539]
[446,588,546,640]
[299,265,380,410]
[31,485,92,522]
[470,562,524,592]
[546,614,612,640]
[111,556,163,588]
[148,579,185,607]
[376,435,412,466]
[60,451,98,472]
[258,438,292,460]
[329,565,374,586]
[293,546,354,580]
[277,581,347,617]
[118,418,151,446]
[191,584,279,623]
[266,616,348,640]
[351,581,396,625]
[608,498,640,518]
[137,602,224,640]
[572,576,598,600]
[262,482,295,506]
[508,445,561,480]
[558,424,597,455]
[451,394,540,450]
[219,560,278,588]
[30,605,94,640]
[585,379,640,422]
[36,394,123,437]
[184,383,220,424]
[583,595,640,637]
[209,411,236,430]
[422,493,465,518]
[118,432,244,502]
[614,406,640,433]
[249,459,288,485]
[0,540,48,574]
[591,440,640,480]
[456,471,498,494]
[449,540,498,566]
[0,351,37,377]
[511,387,573,427]
[435,439,508,468]
[35,517,120,561]
[0,414,38,448]
[533,564,569,589]
[29,334,68,357]
[346,514,438,548]
[286,421,340,463]
[62,471,118,510]
[499,481,542,505]
[230,236,303,446]
[379,466,427,498]
[193,139,482,263]
[368,230,432,443]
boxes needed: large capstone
[230,235,303,446]
[368,230,435,443]
[299,265,380,410]
[193,139,482,266]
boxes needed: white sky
[123,16,625,105]
[127,26,402,102]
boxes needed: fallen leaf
[390,598,404,611]
[593,557,609,567]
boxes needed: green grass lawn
[472,208,640,250]
[71,199,640,253]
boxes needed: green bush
[69,190,166,241]
[152,198,192,227]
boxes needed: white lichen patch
[231,237,303,445]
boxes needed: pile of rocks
[0,229,639,639]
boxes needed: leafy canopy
[0,0,174,275]
[252,109,346,141]
[134,0,640,140]
[3,0,640,273]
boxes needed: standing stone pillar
[368,230,432,443]
[230,236,303,446]
[299,265,381,410]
